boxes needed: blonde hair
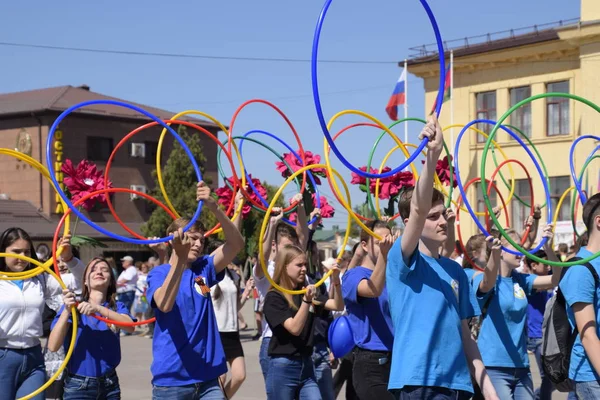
[500,228,521,248]
[269,245,306,310]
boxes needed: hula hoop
[156,110,230,218]
[238,129,321,226]
[455,120,550,255]
[258,164,352,295]
[0,253,78,400]
[46,100,203,245]
[217,136,301,216]
[484,92,600,266]
[311,0,445,178]
[570,154,600,238]
[51,187,178,326]
[571,135,600,205]
[103,119,241,239]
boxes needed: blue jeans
[259,337,271,384]
[152,379,224,400]
[0,345,45,400]
[313,343,335,400]
[486,367,534,400]
[63,370,120,399]
[527,337,553,400]
[266,355,322,400]
[574,380,600,400]
[392,386,472,399]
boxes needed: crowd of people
[1,118,600,400]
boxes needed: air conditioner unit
[130,185,147,201]
[131,143,146,158]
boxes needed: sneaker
[252,333,261,341]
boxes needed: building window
[476,91,496,142]
[550,176,571,221]
[145,141,158,164]
[87,137,113,162]
[546,81,570,136]
[510,86,532,138]
[511,179,532,228]
[475,181,497,226]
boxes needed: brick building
[0,85,223,263]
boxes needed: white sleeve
[65,257,85,290]
[43,274,63,299]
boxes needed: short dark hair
[275,223,299,246]
[398,187,445,220]
[558,243,568,254]
[582,193,600,232]
[359,219,390,244]
[525,250,547,268]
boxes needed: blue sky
[0,0,578,229]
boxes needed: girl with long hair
[263,244,344,400]
[48,257,135,399]
[0,227,84,400]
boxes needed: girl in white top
[0,227,84,400]
[133,262,150,334]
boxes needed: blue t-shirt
[341,266,393,351]
[472,271,536,367]
[386,238,479,393]
[559,247,600,382]
[51,301,135,377]
[146,255,226,386]
[527,290,552,339]
[463,268,478,284]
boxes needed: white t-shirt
[135,273,148,298]
[211,270,240,332]
[454,255,464,266]
[253,260,275,339]
[117,266,138,293]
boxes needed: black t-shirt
[263,290,328,357]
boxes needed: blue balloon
[328,315,354,358]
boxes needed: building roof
[407,18,579,67]
[0,199,144,240]
[0,85,221,130]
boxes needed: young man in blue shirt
[385,116,498,400]
[147,181,245,400]
[560,192,600,398]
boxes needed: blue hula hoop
[311,0,445,179]
[237,130,321,227]
[570,135,600,205]
[46,100,203,245]
[454,120,552,255]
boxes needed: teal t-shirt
[559,247,600,382]
[386,238,479,393]
[472,271,536,367]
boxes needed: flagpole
[450,50,454,153]
[404,59,408,144]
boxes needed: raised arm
[152,229,191,313]
[292,193,309,250]
[358,234,394,298]
[532,225,561,290]
[348,244,365,270]
[401,116,444,261]
[441,208,456,257]
[522,205,541,250]
[197,181,244,273]
[47,290,76,352]
[478,236,501,293]
[324,266,344,311]
[256,208,284,279]
[233,190,244,233]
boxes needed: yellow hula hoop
[155,111,246,231]
[0,253,78,400]
[552,186,575,235]
[0,149,70,278]
[442,124,516,216]
[259,164,353,295]
[323,110,418,230]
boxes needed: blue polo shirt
[147,255,226,386]
[51,301,135,377]
[472,271,536,367]
[386,238,479,393]
[559,247,600,382]
[341,266,393,351]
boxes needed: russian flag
[385,68,407,121]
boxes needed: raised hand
[62,289,77,311]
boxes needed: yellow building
[408,0,600,245]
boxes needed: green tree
[349,202,398,238]
[142,125,216,238]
